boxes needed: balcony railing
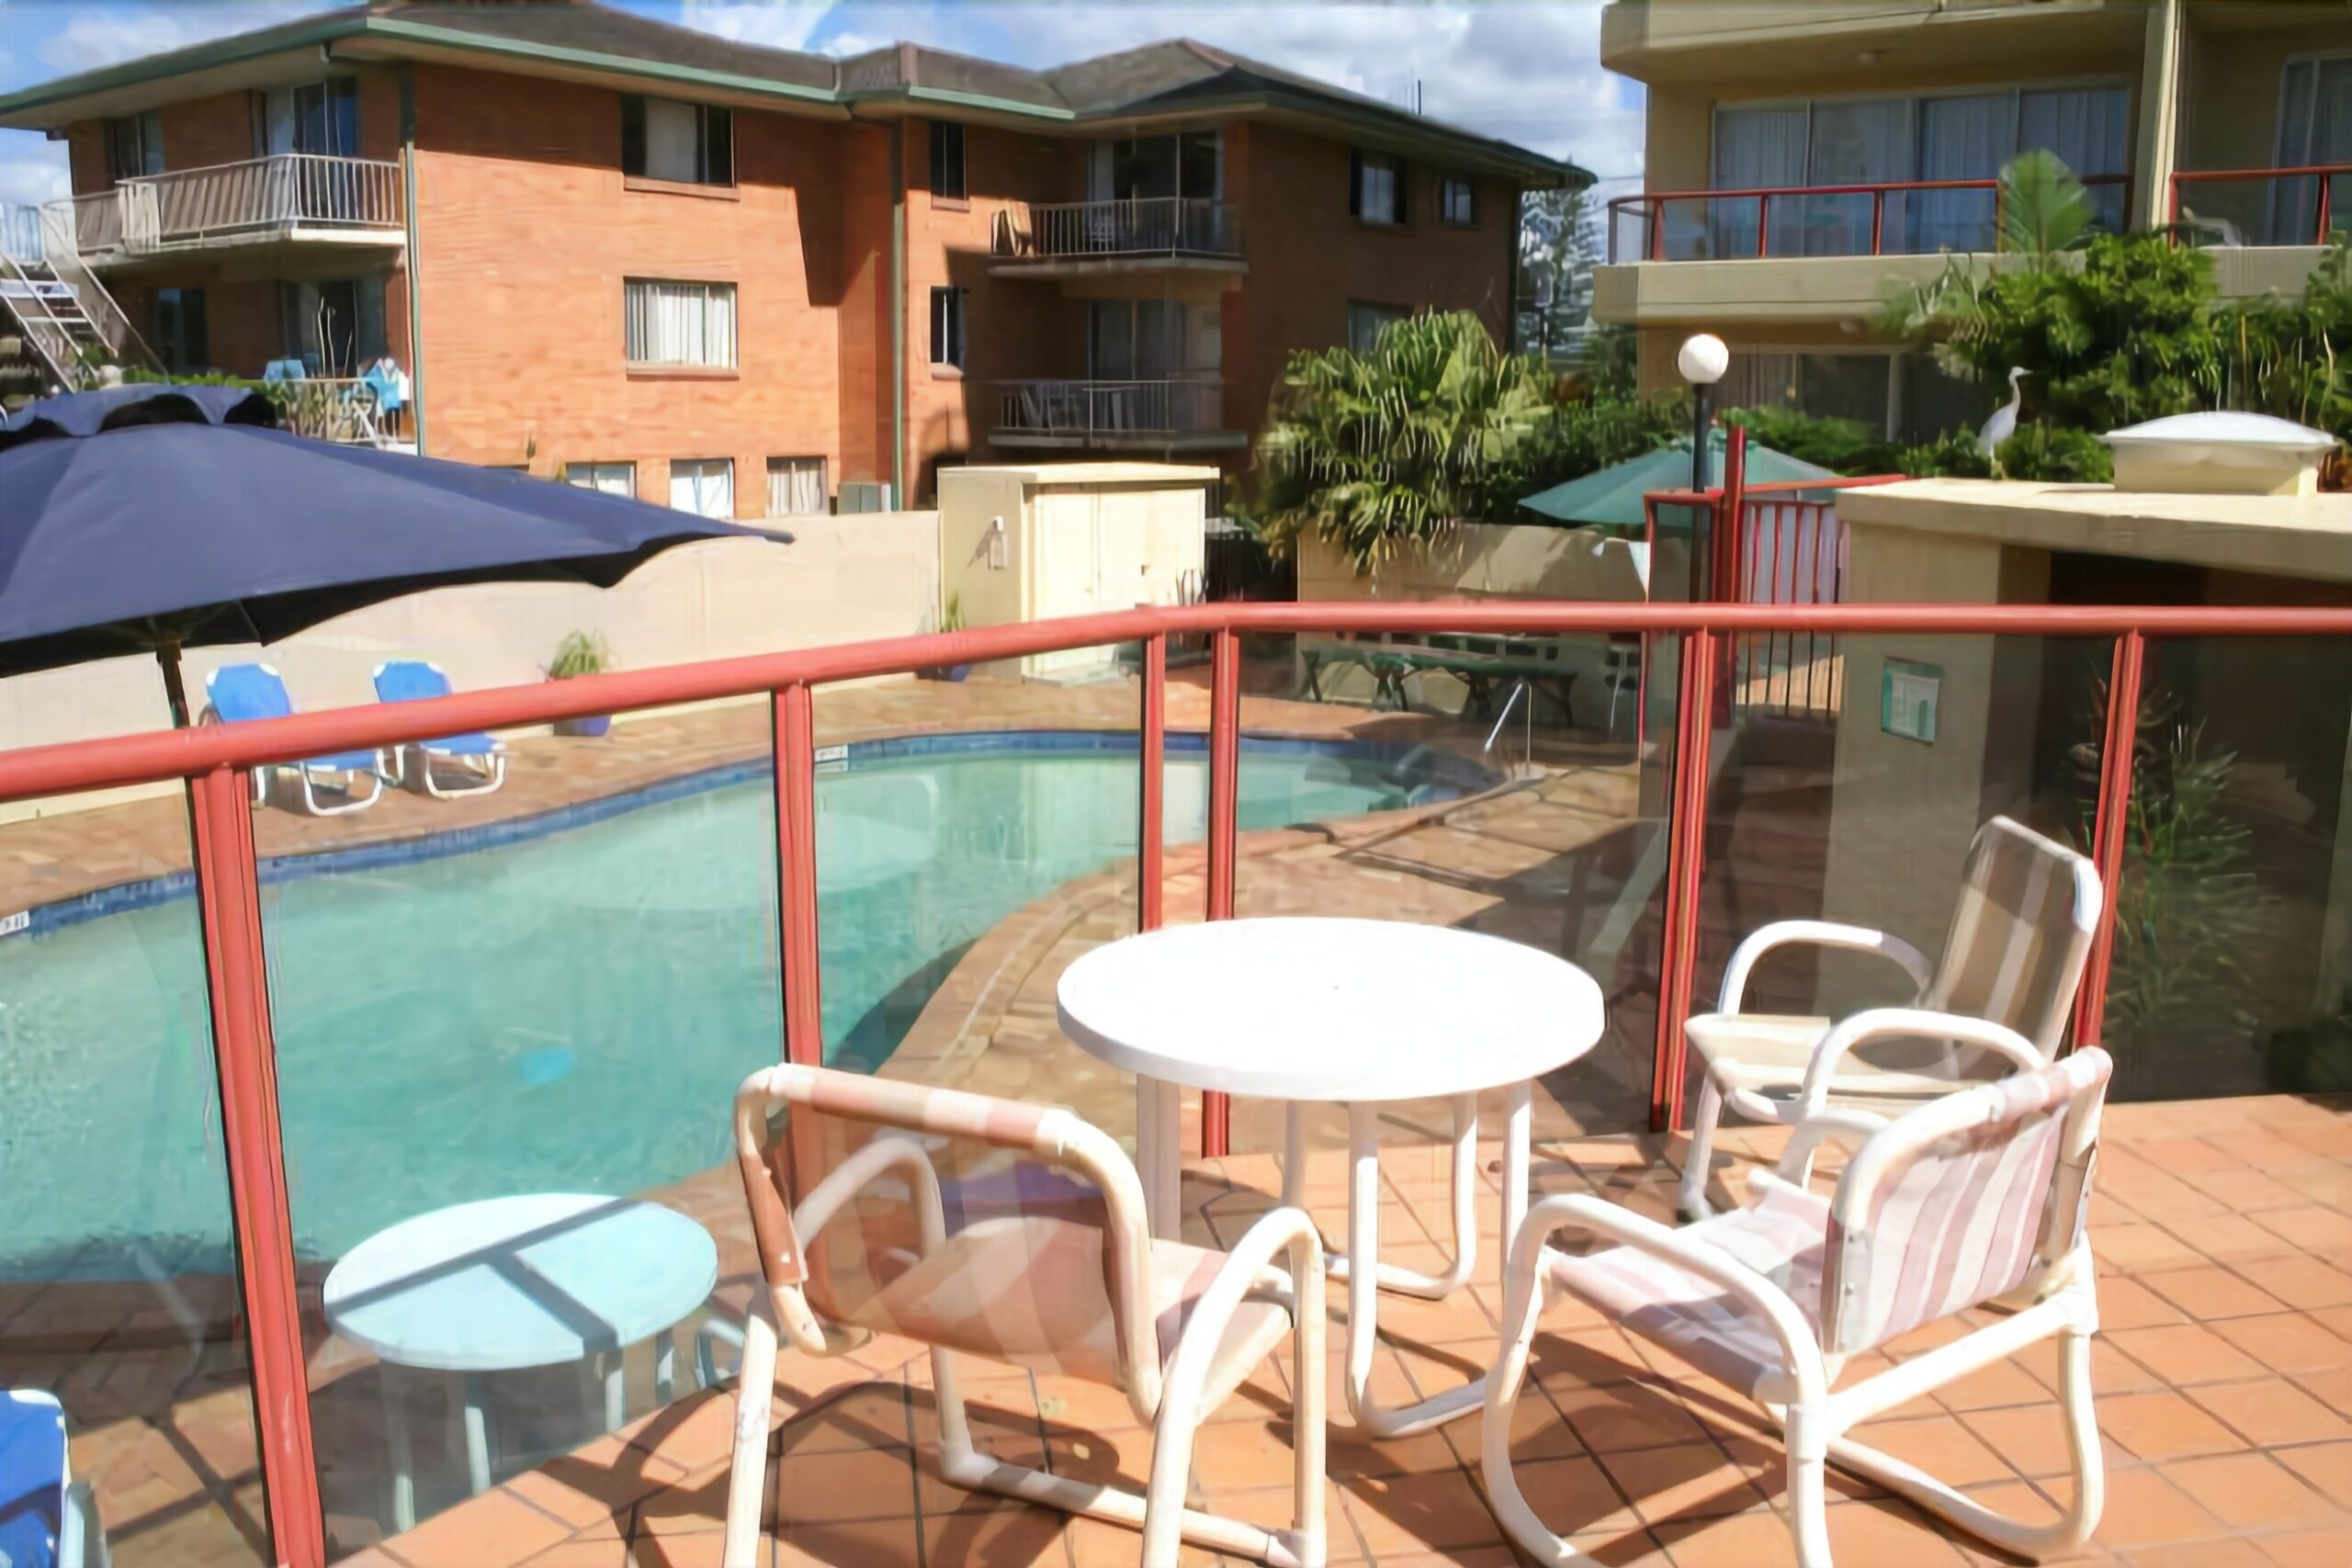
[50,153,403,259]
[0,201,43,263]
[995,377,1227,439]
[271,377,410,446]
[2170,163,2352,247]
[1607,175,2130,262]
[1001,197,1242,263]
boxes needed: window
[565,462,636,497]
[1346,302,1406,354]
[2273,57,2352,243]
[262,79,358,156]
[1085,130,1221,200]
[670,458,734,518]
[1087,299,1219,379]
[106,111,163,181]
[1351,150,1407,225]
[622,96,733,186]
[624,279,737,368]
[767,457,829,516]
[1440,175,1476,227]
[929,119,967,202]
[930,286,967,369]
[151,287,208,371]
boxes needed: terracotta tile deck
[317,1093,2352,1568]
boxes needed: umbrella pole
[157,637,193,728]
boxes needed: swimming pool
[0,733,1486,1277]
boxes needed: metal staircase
[0,203,159,401]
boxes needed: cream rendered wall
[0,513,943,821]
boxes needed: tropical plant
[1993,423,2114,483]
[547,630,611,681]
[1995,149,2098,256]
[2075,683,2271,1055]
[1251,311,1556,570]
[938,591,966,634]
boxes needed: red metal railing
[2170,162,2352,246]
[6,592,2352,1565]
[1608,173,2130,263]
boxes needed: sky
[0,0,1645,212]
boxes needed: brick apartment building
[0,0,1581,516]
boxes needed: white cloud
[39,2,321,75]
[0,137,68,207]
[673,1,1644,176]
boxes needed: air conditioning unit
[837,480,895,514]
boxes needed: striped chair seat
[1548,1183,1832,1394]
[1684,1014,1993,1103]
[840,1213,1293,1408]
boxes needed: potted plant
[548,629,614,736]
[921,592,972,682]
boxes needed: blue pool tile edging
[3,728,1496,943]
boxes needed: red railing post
[775,682,824,1066]
[1200,626,1241,1157]
[2320,174,2335,245]
[1712,428,1747,726]
[1871,187,1885,255]
[2074,632,2147,1051]
[1137,634,1166,933]
[1648,626,1718,1134]
[1650,198,1664,262]
[1756,192,1770,258]
[187,766,325,1568]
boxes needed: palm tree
[1252,311,1552,572]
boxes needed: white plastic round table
[323,1193,718,1530]
[1056,917,1603,1437]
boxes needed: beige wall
[0,513,940,821]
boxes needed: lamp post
[1677,332,1729,491]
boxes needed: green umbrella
[1518,433,1838,530]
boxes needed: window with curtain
[1351,151,1407,225]
[1707,105,1805,258]
[767,457,828,516]
[262,79,359,157]
[2273,57,2352,244]
[622,96,733,186]
[670,458,733,518]
[1802,98,1912,255]
[2019,85,2130,231]
[565,462,636,497]
[1440,175,1477,227]
[624,279,736,367]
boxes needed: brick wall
[409,65,848,514]
[1227,121,1519,473]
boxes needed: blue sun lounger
[371,660,507,798]
[204,663,386,817]
[0,1390,106,1568]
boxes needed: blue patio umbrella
[0,384,784,724]
[1518,433,1838,531]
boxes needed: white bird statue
[1978,367,2029,462]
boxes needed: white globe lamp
[1677,333,1730,491]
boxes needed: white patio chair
[1679,815,2099,1219]
[721,1064,1327,1568]
[1486,1045,2114,1568]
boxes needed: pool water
[0,737,1471,1277]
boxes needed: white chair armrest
[1796,1008,2043,1121]
[1507,1192,1830,1400]
[1719,920,1932,1014]
[1768,1111,1890,1189]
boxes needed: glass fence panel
[0,785,269,1565]
[2108,636,2352,1101]
[246,703,782,1559]
[1247,622,1676,1153]
[811,643,1145,1130]
[1682,634,2113,1126]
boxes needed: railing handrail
[1010,195,1242,260]
[1025,195,1233,213]
[6,599,2349,805]
[2171,161,2352,185]
[1609,172,2129,211]
[118,150,403,186]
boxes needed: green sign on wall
[1881,658,1941,744]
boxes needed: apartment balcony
[1594,175,2128,327]
[991,377,1245,453]
[2172,163,2351,299]
[50,153,404,272]
[989,197,1246,281]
